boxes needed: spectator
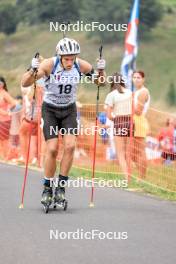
[173,118,176,157]
[7,95,23,161]
[18,85,39,164]
[98,109,116,160]
[132,71,150,180]
[98,112,109,144]
[145,135,161,163]
[105,72,132,179]
[0,76,16,159]
[158,117,176,163]
[74,101,87,159]
[104,106,116,160]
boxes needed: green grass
[160,0,176,7]
[5,158,175,201]
[68,166,176,201]
[0,0,16,4]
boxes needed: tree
[167,82,176,106]
[35,0,80,23]
[16,0,80,25]
[16,0,39,25]
[0,4,19,35]
[80,0,129,42]
[80,0,163,43]
[139,0,163,38]
[0,0,163,38]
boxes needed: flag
[121,0,140,90]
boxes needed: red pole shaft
[128,91,135,182]
[20,123,33,206]
[90,116,98,204]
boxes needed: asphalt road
[0,162,176,264]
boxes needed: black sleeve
[85,68,95,78]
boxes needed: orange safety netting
[0,94,176,192]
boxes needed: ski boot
[41,186,53,213]
[53,186,68,211]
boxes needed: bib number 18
[58,84,72,94]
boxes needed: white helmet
[56,37,80,56]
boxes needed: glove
[31,57,40,70]
[96,59,106,70]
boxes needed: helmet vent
[68,41,72,51]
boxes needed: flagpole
[120,0,140,183]
[128,77,135,182]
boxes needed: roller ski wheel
[43,203,50,214]
[53,199,68,211]
[41,186,53,214]
[63,199,68,211]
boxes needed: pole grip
[34,52,40,58]
[99,45,103,59]
[33,52,40,72]
[62,21,70,38]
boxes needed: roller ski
[53,186,68,211]
[41,186,53,214]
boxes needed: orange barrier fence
[0,102,176,192]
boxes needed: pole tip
[89,202,95,208]
[19,204,24,209]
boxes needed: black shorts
[114,115,134,137]
[161,152,176,161]
[42,101,78,141]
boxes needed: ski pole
[89,46,103,208]
[19,52,39,209]
[62,21,70,38]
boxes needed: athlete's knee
[64,142,75,154]
[47,146,58,158]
